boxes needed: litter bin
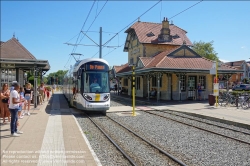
[208,94,215,106]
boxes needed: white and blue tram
[63,58,110,115]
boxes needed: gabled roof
[145,45,236,71]
[113,63,130,74]
[224,60,246,68]
[124,21,192,51]
[116,45,240,76]
[0,37,36,59]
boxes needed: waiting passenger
[150,88,157,97]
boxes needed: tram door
[188,76,196,99]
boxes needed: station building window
[180,75,186,91]
[152,76,162,87]
[1,69,16,87]
[198,76,206,89]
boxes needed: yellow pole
[132,66,136,116]
[216,60,218,107]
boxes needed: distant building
[224,60,248,84]
[112,18,242,100]
[0,36,50,87]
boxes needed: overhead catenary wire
[78,0,108,46]
[102,0,162,47]
[146,0,203,34]
[64,1,96,69]
[66,0,203,64]
[102,0,203,59]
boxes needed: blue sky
[1,1,250,75]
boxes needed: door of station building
[188,76,197,99]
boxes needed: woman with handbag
[1,83,10,124]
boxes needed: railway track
[85,112,188,166]
[144,110,250,146]
[157,110,250,136]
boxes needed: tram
[63,58,110,115]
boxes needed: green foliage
[192,40,219,61]
[44,70,68,85]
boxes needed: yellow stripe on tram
[95,94,100,101]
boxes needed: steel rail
[106,115,187,166]
[86,114,137,166]
[145,111,250,146]
[158,110,250,136]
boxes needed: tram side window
[77,79,81,93]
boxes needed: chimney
[158,17,172,42]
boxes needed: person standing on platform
[1,83,10,124]
[23,83,33,116]
[18,87,25,119]
[9,82,24,137]
[38,82,45,104]
[52,84,56,94]
[46,87,50,101]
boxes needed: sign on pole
[210,62,216,74]
[213,83,219,96]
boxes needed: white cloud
[241,46,245,49]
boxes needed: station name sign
[1,63,15,68]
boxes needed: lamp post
[129,64,136,116]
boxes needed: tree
[44,70,68,85]
[192,41,219,61]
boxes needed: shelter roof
[1,37,36,59]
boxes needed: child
[46,87,50,101]
[18,87,25,119]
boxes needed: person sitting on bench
[150,88,157,98]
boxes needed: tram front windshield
[82,71,109,93]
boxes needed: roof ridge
[12,38,36,59]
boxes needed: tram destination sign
[86,63,108,71]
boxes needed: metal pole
[147,75,150,101]
[157,73,160,103]
[132,66,136,116]
[99,27,102,59]
[34,69,37,108]
[216,60,218,107]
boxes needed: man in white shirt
[9,82,24,137]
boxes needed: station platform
[110,92,250,130]
[0,92,101,166]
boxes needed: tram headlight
[83,94,92,101]
[103,94,109,101]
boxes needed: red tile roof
[114,63,131,73]
[0,37,36,59]
[139,57,154,67]
[224,60,245,67]
[141,45,237,71]
[126,21,192,46]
